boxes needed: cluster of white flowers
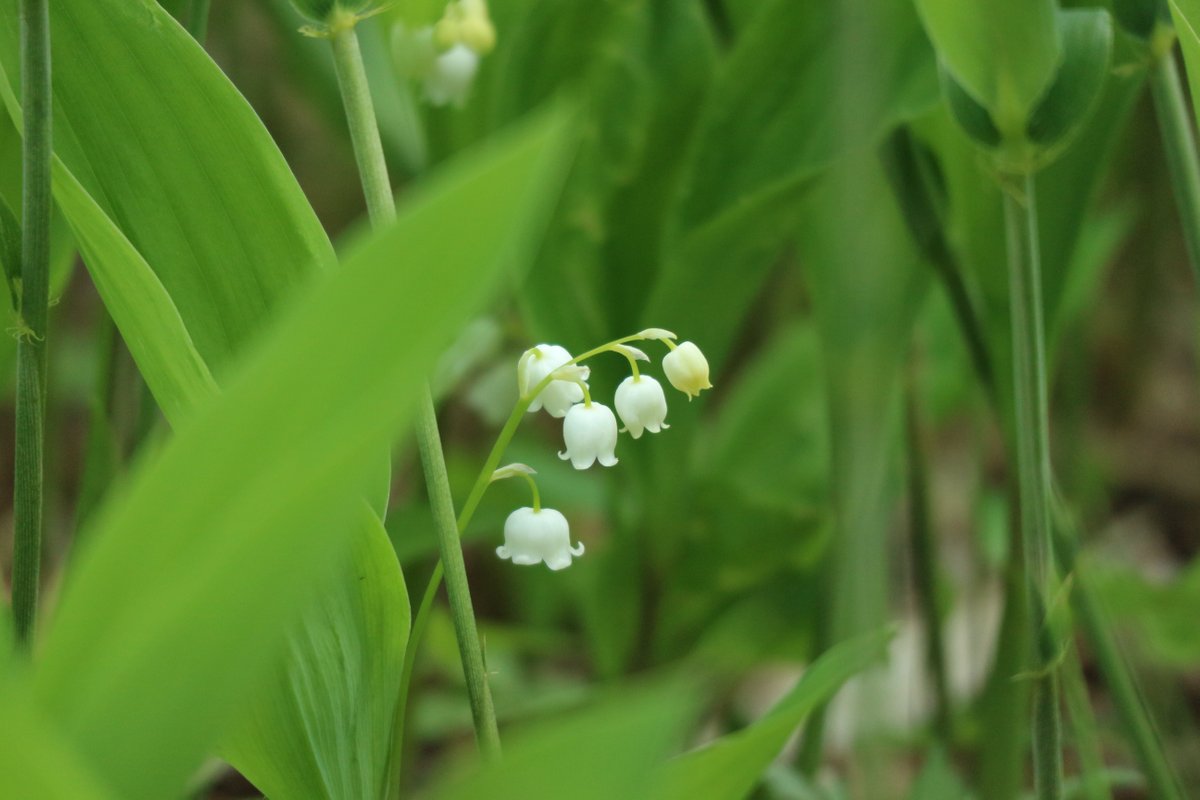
[495,329,711,571]
[393,0,495,108]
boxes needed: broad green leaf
[653,629,893,800]
[31,108,571,800]
[800,156,929,640]
[914,0,1060,133]
[1115,0,1169,39]
[1168,0,1200,132]
[908,747,970,800]
[0,0,337,371]
[431,681,697,800]
[0,71,218,421]
[221,512,410,800]
[648,0,936,372]
[1026,9,1114,156]
[676,0,936,232]
[510,0,717,348]
[0,682,117,800]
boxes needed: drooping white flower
[519,344,588,418]
[422,44,480,107]
[614,375,669,439]
[559,402,619,469]
[496,507,584,570]
[662,341,712,400]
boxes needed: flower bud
[614,375,669,439]
[559,402,619,469]
[496,507,584,571]
[662,341,712,399]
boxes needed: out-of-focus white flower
[496,507,584,570]
[519,344,588,418]
[614,375,669,439]
[435,0,496,54]
[559,402,619,469]
[662,341,712,400]
[422,43,479,107]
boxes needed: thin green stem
[1061,645,1111,800]
[904,366,952,741]
[331,24,395,225]
[328,16,501,768]
[1002,173,1061,799]
[1150,47,1200,286]
[186,0,210,42]
[11,0,52,647]
[1052,509,1184,800]
[521,473,540,511]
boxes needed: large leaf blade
[0,0,336,368]
[31,108,571,800]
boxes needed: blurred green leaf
[908,747,971,800]
[1114,0,1169,39]
[1027,9,1113,156]
[0,683,116,800]
[431,680,698,800]
[0,191,18,309]
[29,108,571,799]
[0,0,337,372]
[801,156,929,638]
[1089,555,1200,666]
[648,0,936,371]
[513,0,717,348]
[653,628,893,800]
[914,0,1060,133]
[221,512,410,800]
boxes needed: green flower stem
[904,368,951,741]
[1002,173,1061,800]
[1150,47,1200,286]
[11,0,52,646]
[1051,513,1184,800]
[186,0,210,42]
[390,334,657,787]
[328,20,501,761]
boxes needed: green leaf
[800,157,929,639]
[430,681,698,800]
[1026,10,1113,155]
[0,682,117,800]
[0,191,18,310]
[1169,0,1200,130]
[653,629,893,800]
[648,0,936,372]
[915,0,1060,133]
[30,108,571,800]
[0,0,337,370]
[220,513,410,800]
[1115,0,1169,39]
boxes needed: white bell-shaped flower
[662,341,713,400]
[614,375,669,439]
[496,507,584,571]
[520,344,588,418]
[423,43,479,107]
[558,402,619,469]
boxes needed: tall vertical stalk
[1150,48,1200,285]
[327,18,501,761]
[904,369,952,741]
[11,0,52,647]
[1002,173,1061,799]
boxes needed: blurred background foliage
[3,0,1200,796]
